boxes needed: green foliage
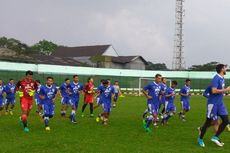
[31,39,58,55]
[188,62,219,71]
[146,62,168,70]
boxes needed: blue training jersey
[165,87,176,103]
[59,83,71,98]
[35,85,42,99]
[180,85,190,102]
[4,83,16,99]
[208,74,225,104]
[69,82,83,99]
[39,85,57,103]
[159,83,167,102]
[0,85,5,99]
[143,82,161,104]
[98,85,115,103]
[203,85,212,99]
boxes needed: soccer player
[39,77,58,131]
[17,70,37,132]
[113,81,121,108]
[94,79,105,110]
[81,77,95,117]
[35,80,43,116]
[142,74,162,132]
[159,77,167,116]
[5,79,16,115]
[161,80,177,125]
[69,75,83,123]
[198,64,230,147]
[96,80,115,125]
[178,79,191,121]
[0,79,5,115]
[59,78,71,117]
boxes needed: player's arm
[142,89,152,99]
[212,86,230,94]
[39,87,45,100]
[179,89,188,96]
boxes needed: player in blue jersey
[159,77,168,117]
[161,80,177,125]
[35,80,43,116]
[39,77,58,131]
[94,79,105,110]
[69,75,83,123]
[5,79,16,115]
[0,79,5,115]
[96,80,115,125]
[178,79,191,121]
[198,64,230,147]
[60,78,71,117]
[142,74,162,132]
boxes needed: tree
[0,37,8,48]
[146,62,168,70]
[31,40,58,55]
[188,61,219,71]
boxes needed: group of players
[0,70,121,132]
[141,64,230,148]
[142,74,191,132]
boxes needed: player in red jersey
[16,70,37,132]
[81,77,95,117]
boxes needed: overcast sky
[1,0,230,68]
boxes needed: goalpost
[138,78,172,96]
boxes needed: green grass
[0,95,230,153]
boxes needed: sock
[44,116,49,127]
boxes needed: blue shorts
[103,102,111,113]
[181,100,190,111]
[43,103,55,116]
[69,98,80,107]
[5,97,15,105]
[61,97,70,105]
[0,98,4,107]
[165,101,176,112]
[147,102,158,115]
[35,98,42,105]
[207,103,228,120]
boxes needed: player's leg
[102,102,111,125]
[60,97,67,117]
[43,104,51,130]
[113,93,118,107]
[9,98,15,115]
[0,99,4,115]
[5,99,9,115]
[89,102,94,117]
[81,103,88,117]
[70,99,77,123]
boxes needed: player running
[17,70,37,132]
[198,64,230,147]
[142,74,162,132]
[69,75,83,123]
[81,77,95,117]
[96,80,115,125]
[161,80,177,125]
[112,81,121,108]
[178,79,191,121]
[60,78,71,117]
[39,77,58,131]
[35,80,43,116]
[94,79,105,110]
[0,79,5,115]
[159,77,168,117]
[5,79,16,115]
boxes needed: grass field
[0,95,230,153]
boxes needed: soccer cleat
[145,127,152,133]
[9,111,13,115]
[113,103,116,108]
[198,138,205,147]
[227,124,230,132]
[211,136,224,147]
[24,127,30,133]
[96,116,100,122]
[142,120,147,128]
[45,126,51,131]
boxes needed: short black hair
[185,79,191,83]
[47,76,54,80]
[103,80,109,85]
[26,70,33,76]
[87,76,93,82]
[36,80,41,83]
[155,74,162,78]
[73,75,78,78]
[172,80,178,85]
[161,77,166,81]
[100,79,105,82]
[115,80,119,83]
[9,78,14,81]
[216,64,226,74]
[65,78,70,82]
